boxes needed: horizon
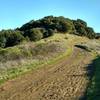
[0,0,100,32]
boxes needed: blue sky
[0,0,100,32]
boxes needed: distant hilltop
[0,16,100,48]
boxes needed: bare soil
[0,47,93,100]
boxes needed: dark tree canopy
[0,30,24,47]
[0,16,97,48]
[29,28,43,41]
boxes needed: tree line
[0,16,99,48]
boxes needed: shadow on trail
[75,45,91,52]
[80,55,100,100]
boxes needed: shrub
[43,31,49,38]
[19,16,96,39]
[0,36,6,48]
[57,21,68,32]
[73,20,87,36]
[48,29,54,36]
[43,29,54,38]
[54,18,75,33]
[86,27,96,39]
[5,31,24,47]
[29,28,43,41]
[0,30,24,47]
[77,19,87,27]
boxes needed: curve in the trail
[0,47,93,100]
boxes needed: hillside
[0,16,99,48]
[0,16,100,100]
[0,33,100,100]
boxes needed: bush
[86,27,96,39]
[19,16,96,39]
[29,28,43,41]
[73,20,87,36]
[43,29,54,38]
[77,19,87,27]
[54,18,75,33]
[0,30,24,47]
[43,31,49,38]
[6,31,24,47]
[0,36,6,48]
[57,21,68,32]
[20,16,75,34]
[48,29,54,36]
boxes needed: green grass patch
[0,46,72,85]
[0,33,77,85]
[87,55,100,100]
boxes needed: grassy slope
[0,34,74,85]
[0,33,100,100]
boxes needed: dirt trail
[0,47,93,100]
